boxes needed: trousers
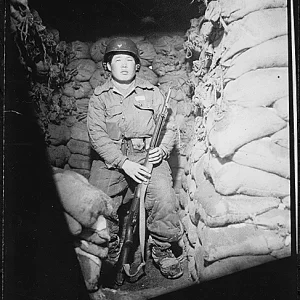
[89,151,183,249]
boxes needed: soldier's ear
[136,64,140,72]
[107,63,112,72]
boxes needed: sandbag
[47,145,71,168]
[224,68,288,107]
[246,209,290,232]
[136,39,157,64]
[231,137,290,178]
[194,179,281,227]
[79,215,110,245]
[64,212,82,235]
[198,253,276,282]
[136,66,158,85]
[70,41,91,60]
[273,96,289,121]
[271,126,289,148]
[220,0,287,23]
[181,172,188,192]
[198,223,285,262]
[158,70,189,85]
[152,53,185,76]
[221,8,287,63]
[181,214,198,247]
[79,230,110,246]
[150,35,185,55]
[60,95,76,114]
[159,83,187,101]
[89,67,110,89]
[48,124,71,145]
[75,97,90,114]
[207,105,286,158]
[89,38,108,62]
[68,153,91,170]
[70,122,89,142]
[67,59,96,82]
[63,81,93,99]
[176,101,193,116]
[179,188,189,210]
[187,173,197,201]
[191,153,207,187]
[205,154,290,197]
[187,199,199,225]
[67,168,90,179]
[75,248,102,292]
[224,35,288,80]
[282,195,290,209]
[54,170,114,226]
[174,113,185,129]
[67,139,92,156]
[158,70,191,101]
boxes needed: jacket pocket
[133,99,154,112]
[106,105,122,140]
[133,100,155,136]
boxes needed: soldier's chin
[113,74,136,84]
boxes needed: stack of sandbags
[47,120,92,178]
[182,0,291,282]
[47,124,71,168]
[59,40,95,130]
[65,122,92,178]
[53,168,115,291]
[63,54,95,100]
[150,34,189,102]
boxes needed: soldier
[87,37,183,280]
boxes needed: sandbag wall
[47,34,193,194]
[181,0,291,282]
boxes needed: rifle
[114,88,172,286]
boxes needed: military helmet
[103,37,140,65]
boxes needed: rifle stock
[114,88,171,286]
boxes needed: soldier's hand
[121,160,151,183]
[148,147,164,165]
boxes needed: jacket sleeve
[152,87,177,158]
[87,93,128,169]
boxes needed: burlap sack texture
[181,0,291,282]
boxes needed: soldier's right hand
[121,160,151,183]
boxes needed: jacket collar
[94,76,154,96]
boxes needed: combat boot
[151,245,183,279]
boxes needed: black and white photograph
[2,0,299,299]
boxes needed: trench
[5,1,296,300]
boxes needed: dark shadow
[3,5,90,299]
[152,256,298,300]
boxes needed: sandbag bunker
[11,0,292,297]
[183,0,291,282]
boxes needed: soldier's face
[108,54,136,83]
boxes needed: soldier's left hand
[148,147,164,164]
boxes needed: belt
[121,137,151,155]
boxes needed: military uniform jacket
[87,77,177,169]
